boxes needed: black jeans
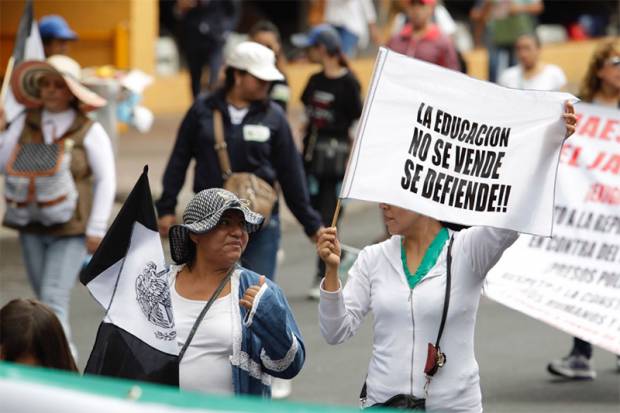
[185,41,224,98]
[571,337,593,359]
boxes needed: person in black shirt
[293,25,363,298]
[176,0,240,98]
[156,42,322,281]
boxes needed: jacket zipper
[408,288,415,396]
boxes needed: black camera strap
[435,235,453,352]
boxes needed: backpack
[4,115,82,227]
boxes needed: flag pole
[0,57,15,103]
[330,198,342,228]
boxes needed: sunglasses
[605,56,620,67]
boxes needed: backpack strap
[213,109,233,180]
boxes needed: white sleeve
[361,0,377,23]
[554,66,567,91]
[0,113,26,173]
[458,226,519,278]
[319,248,372,345]
[497,69,511,88]
[83,122,116,238]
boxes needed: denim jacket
[170,264,305,396]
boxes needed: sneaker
[307,278,321,300]
[276,248,285,265]
[307,284,320,300]
[547,354,596,380]
[271,378,292,399]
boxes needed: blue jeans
[487,44,516,83]
[241,213,280,281]
[334,26,359,58]
[19,232,87,343]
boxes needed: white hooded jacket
[319,226,519,412]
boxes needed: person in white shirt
[324,0,379,57]
[498,33,567,91]
[315,102,577,412]
[0,55,115,355]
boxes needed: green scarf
[401,227,449,290]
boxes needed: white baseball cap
[226,41,284,82]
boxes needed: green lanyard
[401,227,449,290]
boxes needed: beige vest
[3,109,94,236]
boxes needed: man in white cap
[157,42,322,283]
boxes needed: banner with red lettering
[341,48,575,236]
[485,103,620,354]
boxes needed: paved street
[1,114,618,411]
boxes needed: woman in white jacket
[316,103,577,412]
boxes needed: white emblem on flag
[135,262,175,340]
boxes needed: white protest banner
[485,103,620,355]
[341,48,575,236]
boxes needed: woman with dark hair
[165,188,304,396]
[547,38,620,380]
[292,24,363,299]
[316,103,577,411]
[249,20,290,111]
[0,298,78,372]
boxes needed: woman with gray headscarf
[166,188,305,396]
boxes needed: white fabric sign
[485,103,620,355]
[341,48,575,236]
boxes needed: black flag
[81,166,178,386]
[3,0,44,123]
[12,0,35,64]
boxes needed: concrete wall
[0,0,156,72]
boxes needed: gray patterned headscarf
[168,188,264,264]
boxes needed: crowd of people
[0,0,619,411]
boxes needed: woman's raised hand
[317,227,341,270]
[563,100,577,139]
[239,275,266,310]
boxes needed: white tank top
[171,275,234,395]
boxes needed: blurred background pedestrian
[175,0,241,98]
[323,0,380,58]
[292,24,362,299]
[0,55,116,359]
[470,0,544,83]
[38,14,77,57]
[248,20,290,112]
[498,32,566,91]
